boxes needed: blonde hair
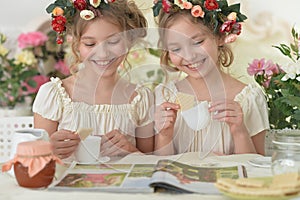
[158,10,233,81]
[68,0,147,74]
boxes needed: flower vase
[265,129,300,156]
[265,129,277,156]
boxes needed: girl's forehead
[166,17,208,39]
[82,18,122,38]
[165,25,206,43]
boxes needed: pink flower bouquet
[247,27,300,129]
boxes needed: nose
[181,46,197,63]
[92,42,110,59]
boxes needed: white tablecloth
[0,152,273,200]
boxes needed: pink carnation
[17,32,48,49]
[55,60,70,76]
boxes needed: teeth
[188,59,205,69]
[190,63,200,68]
[94,60,111,66]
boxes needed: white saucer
[248,157,271,168]
[64,156,110,165]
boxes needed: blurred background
[0,0,299,84]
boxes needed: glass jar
[2,140,63,188]
[271,129,300,175]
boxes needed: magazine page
[49,163,156,193]
[149,159,247,194]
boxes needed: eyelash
[84,43,96,47]
[193,40,203,45]
[169,40,203,52]
[107,38,120,45]
[170,48,180,52]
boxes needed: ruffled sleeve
[32,77,69,121]
[235,84,270,136]
[131,86,154,127]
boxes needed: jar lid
[2,140,63,178]
[273,129,300,146]
[16,140,52,157]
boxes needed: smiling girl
[153,0,269,156]
[33,0,154,159]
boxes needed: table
[0,152,273,200]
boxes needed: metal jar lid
[272,129,300,147]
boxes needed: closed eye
[169,47,180,52]
[107,38,121,45]
[193,40,203,46]
[84,43,96,47]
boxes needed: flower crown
[153,0,247,43]
[46,0,116,44]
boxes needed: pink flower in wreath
[17,32,48,49]
[191,5,205,18]
[183,2,192,9]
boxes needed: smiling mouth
[92,58,115,67]
[186,58,206,69]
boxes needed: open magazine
[49,159,247,194]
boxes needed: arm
[34,113,80,158]
[209,100,262,154]
[135,122,155,154]
[154,102,180,155]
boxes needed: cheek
[169,52,182,65]
[110,43,128,57]
[79,45,92,60]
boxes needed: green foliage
[255,27,300,129]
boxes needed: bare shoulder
[226,76,247,98]
[117,79,138,103]
[61,76,75,97]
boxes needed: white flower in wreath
[89,0,101,8]
[80,10,95,20]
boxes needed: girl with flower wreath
[153,0,269,156]
[32,0,154,159]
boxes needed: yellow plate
[220,190,299,200]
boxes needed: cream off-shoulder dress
[155,81,269,155]
[32,77,154,145]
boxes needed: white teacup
[74,135,102,163]
[181,101,211,131]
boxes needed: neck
[78,67,120,90]
[186,68,229,101]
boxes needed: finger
[101,138,116,150]
[54,139,80,148]
[102,142,128,157]
[160,102,180,111]
[162,110,178,117]
[104,129,120,139]
[213,110,236,117]
[101,144,120,156]
[53,145,78,158]
[52,131,79,141]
